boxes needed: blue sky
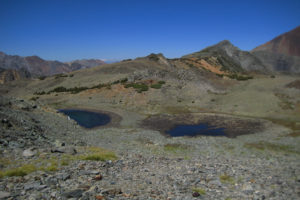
[0,0,299,61]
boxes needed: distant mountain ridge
[1,26,299,84]
[0,52,106,77]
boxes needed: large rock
[0,191,10,199]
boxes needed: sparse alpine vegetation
[34,78,165,95]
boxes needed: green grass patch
[192,187,206,195]
[244,142,299,154]
[227,74,253,81]
[220,174,235,184]
[80,147,117,161]
[3,164,37,177]
[125,83,149,93]
[150,83,162,89]
[55,74,68,79]
[164,143,190,154]
[0,147,117,178]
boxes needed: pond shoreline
[58,108,122,130]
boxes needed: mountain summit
[183,40,267,73]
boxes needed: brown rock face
[252,26,300,57]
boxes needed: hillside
[0,52,105,78]
[183,40,268,73]
[252,26,300,73]
[0,68,31,84]
[252,26,300,57]
[0,28,300,200]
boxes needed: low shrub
[151,83,162,89]
[125,83,149,93]
[220,174,235,184]
[38,76,46,80]
[192,187,206,195]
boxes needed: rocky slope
[252,26,300,74]
[253,26,300,57]
[0,52,105,78]
[0,68,31,84]
[183,40,268,73]
[0,95,299,200]
[66,59,106,70]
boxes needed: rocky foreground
[0,97,299,200]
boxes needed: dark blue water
[59,109,111,128]
[166,123,226,137]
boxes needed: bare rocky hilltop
[0,27,299,199]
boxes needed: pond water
[59,109,111,128]
[165,123,226,137]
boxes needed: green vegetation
[164,143,190,154]
[34,91,46,95]
[150,83,162,89]
[151,81,166,89]
[125,83,149,93]
[2,164,37,177]
[192,187,206,195]
[55,74,68,79]
[120,78,128,83]
[0,146,117,178]
[244,141,299,154]
[227,73,253,81]
[30,96,39,101]
[38,76,46,80]
[34,78,165,95]
[148,53,160,61]
[81,146,117,161]
[219,174,235,184]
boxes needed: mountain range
[0,52,105,83]
[0,26,299,84]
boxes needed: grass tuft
[81,147,117,161]
[4,164,37,177]
[192,187,206,195]
[244,141,299,154]
[220,174,235,184]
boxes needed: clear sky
[0,0,299,61]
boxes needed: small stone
[56,173,70,181]
[102,188,122,195]
[96,195,105,200]
[93,174,102,181]
[51,146,77,154]
[23,148,37,158]
[192,192,200,197]
[0,191,11,199]
[242,183,254,194]
[62,189,84,198]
